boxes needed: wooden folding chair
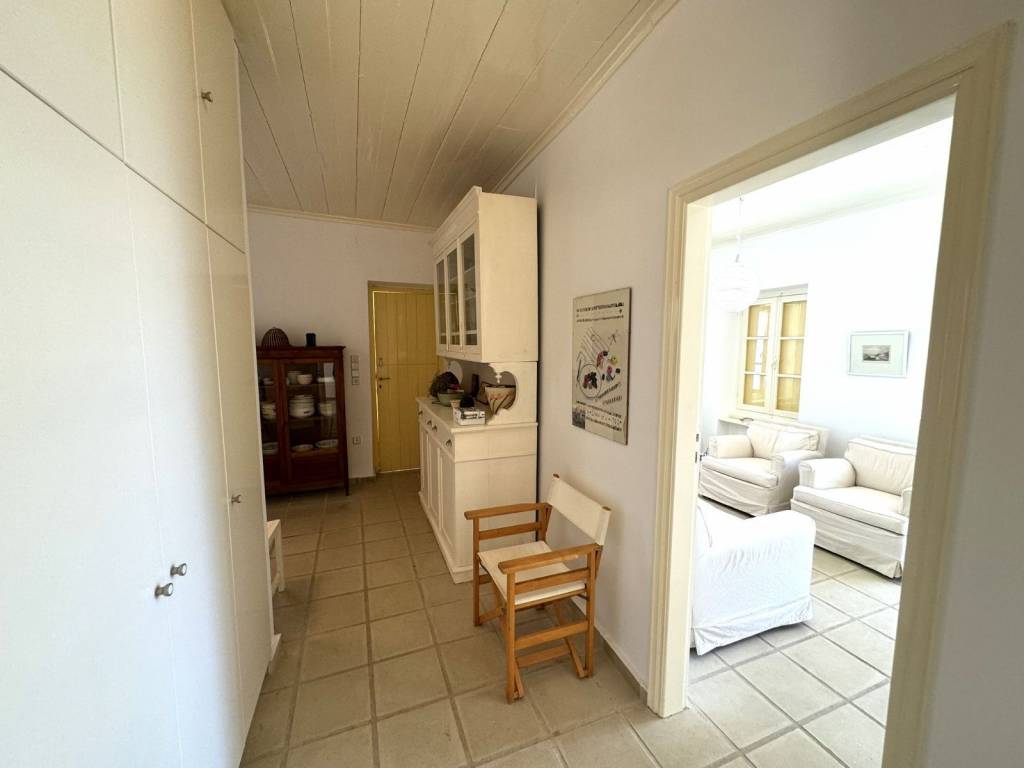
[464,474,611,703]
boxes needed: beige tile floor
[244,474,898,768]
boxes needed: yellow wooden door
[371,287,436,472]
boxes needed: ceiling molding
[247,205,435,234]
[491,0,682,194]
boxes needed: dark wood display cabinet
[257,346,349,495]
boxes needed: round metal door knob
[154,582,174,598]
[170,563,188,577]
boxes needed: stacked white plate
[260,401,277,420]
[262,441,278,454]
[316,438,338,449]
[289,394,315,418]
[292,443,314,453]
[318,400,337,416]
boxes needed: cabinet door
[193,0,247,251]
[208,231,273,751]
[418,420,429,499]
[438,449,457,555]
[0,0,122,153]
[0,73,180,768]
[112,0,205,217]
[434,257,448,350]
[445,245,461,348]
[128,173,242,768]
[459,227,480,351]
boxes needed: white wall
[701,192,944,456]
[248,211,433,478]
[503,1,1024,762]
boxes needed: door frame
[646,23,1010,768]
[367,281,434,474]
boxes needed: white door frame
[646,23,1011,768]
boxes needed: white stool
[265,519,285,593]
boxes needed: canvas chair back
[547,475,611,546]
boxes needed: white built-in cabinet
[432,187,538,363]
[0,2,271,766]
[421,188,540,582]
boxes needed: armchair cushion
[708,434,752,458]
[748,420,820,458]
[701,456,777,488]
[799,458,856,489]
[770,449,823,485]
[845,438,915,496]
[901,487,912,517]
[478,541,586,605]
[792,485,908,534]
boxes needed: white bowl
[296,374,314,385]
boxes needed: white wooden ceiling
[224,0,673,228]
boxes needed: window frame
[735,286,808,419]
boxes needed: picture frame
[849,330,909,377]
[571,288,631,444]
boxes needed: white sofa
[691,500,816,654]
[698,420,830,515]
[792,437,915,578]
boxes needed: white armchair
[792,437,915,578]
[691,500,816,654]
[698,420,829,515]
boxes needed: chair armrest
[708,434,753,458]
[464,502,547,521]
[498,543,600,574]
[798,458,855,490]
[771,449,823,495]
[900,487,912,516]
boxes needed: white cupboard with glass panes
[432,187,537,362]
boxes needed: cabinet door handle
[170,563,188,577]
[445,439,452,448]
[426,420,433,426]
[230,493,242,504]
[154,583,174,598]
[432,425,437,432]
[201,90,213,103]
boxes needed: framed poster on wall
[571,288,631,444]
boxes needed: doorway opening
[647,26,1008,768]
[368,282,436,474]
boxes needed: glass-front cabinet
[459,229,479,350]
[257,346,349,495]
[434,227,480,356]
[434,259,447,347]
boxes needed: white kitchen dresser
[422,188,539,582]
[417,396,537,582]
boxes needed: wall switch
[352,436,361,446]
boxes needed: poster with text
[572,288,631,444]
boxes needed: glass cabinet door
[258,361,281,485]
[460,230,478,349]
[445,246,460,347]
[434,258,447,347]
[284,361,339,458]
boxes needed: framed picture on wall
[571,288,631,444]
[849,331,909,377]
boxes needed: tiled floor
[243,474,898,768]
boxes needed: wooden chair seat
[479,541,587,605]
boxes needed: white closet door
[208,230,273,747]
[0,0,122,154]
[127,174,242,768]
[193,0,247,251]
[113,0,205,218]
[0,73,180,768]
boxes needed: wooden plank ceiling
[223,0,668,228]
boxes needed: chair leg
[472,555,481,626]
[504,602,518,703]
